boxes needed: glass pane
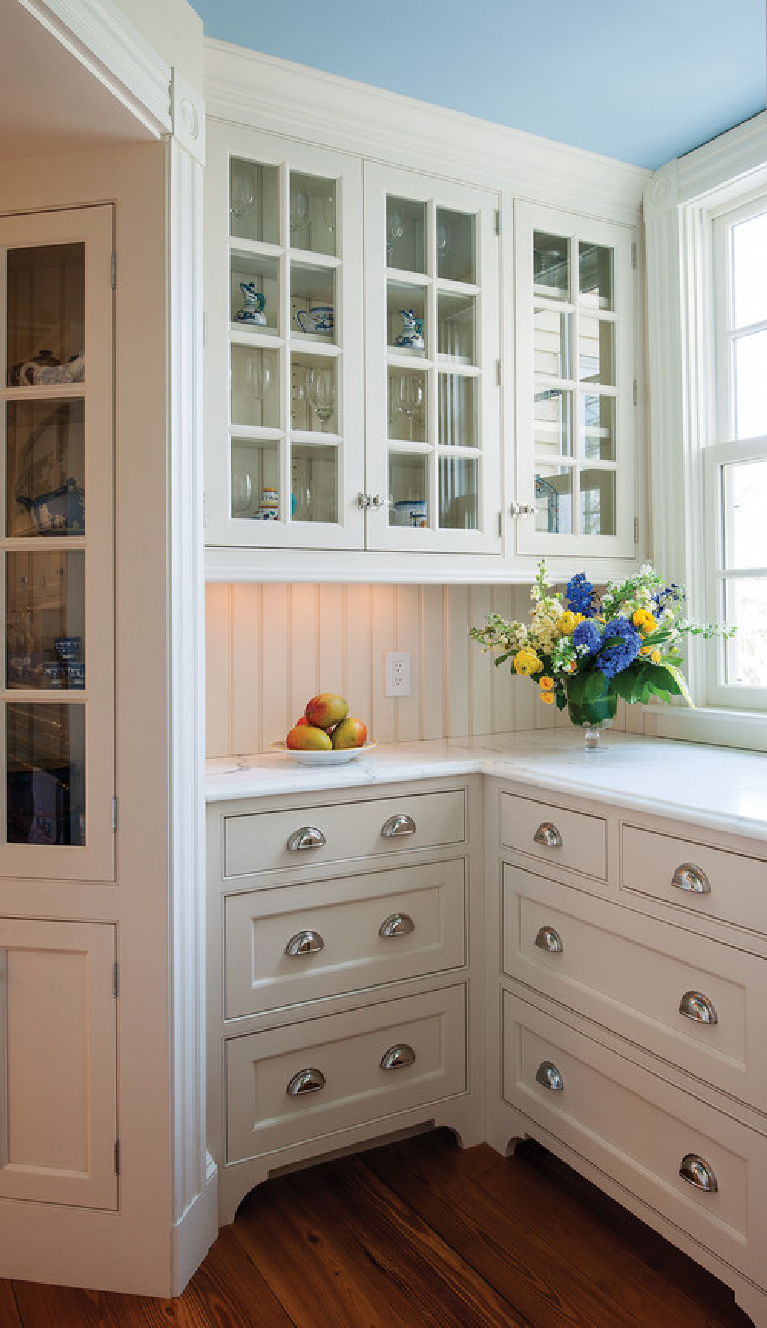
[292,357,338,434]
[231,438,280,520]
[388,453,428,527]
[6,399,84,538]
[534,387,572,458]
[579,316,615,385]
[386,196,426,274]
[580,394,615,460]
[533,232,569,301]
[291,444,338,523]
[734,330,767,440]
[231,252,279,333]
[436,208,476,284]
[231,346,279,429]
[580,468,616,536]
[7,702,85,845]
[387,282,426,355]
[6,551,84,691]
[289,172,336,257]
[535,468,572,533]
[724,578,767,686]
[438,373,477,448]
[438,292,475,362]
[579,242,613,310]
[439,456,477,529]
[229,158,279,245]
[291,263,336,344]
[7,243,85,388]
[732,210,767,329]
[722,458,767,570]
[388,369,427,444]
[534,306,570,379]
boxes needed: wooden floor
[0,1130,756,1327]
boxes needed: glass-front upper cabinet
[0,206,114,880]
[364,165,501,553]
[204,122,365,550]
[514,201,637,558]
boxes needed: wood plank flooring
[0,1130,756,1327]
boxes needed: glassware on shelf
[242,350,272,425]
[231,470,254,516]
[394,374,424,441]
[290,188,309,237]
[386,210,404,263]
[306,366,336,432]
[229,168,255,219]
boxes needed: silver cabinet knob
[381,813,416,838]
[679,990,718,1024]
[672,863,711,895]
[533,822,563,849]
[380,1043,416,1071]
[379,912,415,939]
[535,1060,564,1091]
[286,1067,326,1097]
[534,924,564,954]
[509,502,536,517]
[285,929,325,958]
[679,1153,718,1192]
[286,826,326,852]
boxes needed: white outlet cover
[385,651,411,696]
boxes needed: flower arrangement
[469,562,733,735]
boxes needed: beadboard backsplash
[205,583,650,757]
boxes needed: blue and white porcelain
[54,635,82,661]
[394,310,424,350]
[296,305,334,335]
[235,283,267,325]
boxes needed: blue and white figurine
[394,309,424,350]
[235,282,267,326]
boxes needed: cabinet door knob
[678,990,718,1024]
[381,813,416,838]
[535,1060,564,1091]
[380,1043,416,1071]
[285,929,325,957]
[534,924,564,954]
[379,912,415,939]
[286,1067,326,1097]
[533,822,563,849]
[286,826,326,852]
[672,863,711,894]
[679,1153,718,1192]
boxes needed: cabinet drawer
[224,789,466,878]
[503,992,767,1284]
[226,985,466,1162]
[504,866,767,1109]
[499,793,606,880]
[224,859,466,1017]
[622,825,767,935]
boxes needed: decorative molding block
[643,161,679,221]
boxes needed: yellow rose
[539,675,555,691]
[514,648,543,676]
[558,611,583,636]
[651,649,661,663]
[540,691,556,705]
[633,609,657,634]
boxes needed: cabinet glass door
[204,123,364,551]
[0,207,114,879]
[364,165,501,554]
[514,202,636,558]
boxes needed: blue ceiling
[189,0,766,170]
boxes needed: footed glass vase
[565,675,617,750]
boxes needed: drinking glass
[243,351,271,425]
[232,470,253,516]
[386,210,404,263]
[230,170,255,219]
[290,188,309,238]
[395,375,424,441]
[306,366,336,432]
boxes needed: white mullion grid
[426,198,438,531]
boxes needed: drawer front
[224,859,466,1017]
[500,792,606,880]
[622,824,767,935]
[503,992,767,1283]
[504,866,767,1108]
[224,789,466,878]
[226,985,466,1162]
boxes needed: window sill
[651,703,767,754]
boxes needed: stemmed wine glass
[306,366,336,432]
[231,469,253,516]
[230,167,255,220]
[242,351,271,426]
[394,374,424,441]
[386,208,404,263]
[290,186,309,240]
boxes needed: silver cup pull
[533,821,563,849]
[679,1153,718,1192]
[286,1067,326,1097]
[380,1043,416,1071]
[679,990,718,1024]
[534,924,564,954]
[381,813,416,838]
[285,929,325,958]
[672,863,711,895]
[379,912,415,939]
[535,1060,564,1091]
[286,826,326,852]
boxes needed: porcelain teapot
[394,310,424,350]
[235,283,267,326]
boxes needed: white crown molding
[204,38,648,226]
[645,112,767,219]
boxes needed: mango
[331,716,367,749]
[305,693,348,729]
[286,723,332,751]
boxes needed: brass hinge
[631,241,637,270]
[113,961,119,998]
[112,796,118,832]
[111,253,117,290]
[498,510,503,537]
[114,1139,120,1175]
[494,209,501,236]
[634,517,640,544]
[496,359,502,387]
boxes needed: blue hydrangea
[596,616,642,679]
[566,573,596,617]
[573,619,603,656]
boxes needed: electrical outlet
[385,651,411,697]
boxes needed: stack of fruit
[286,694,367,752]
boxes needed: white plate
[270,740,377,766]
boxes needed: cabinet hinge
[633,379,638,406]
[494,209,501,236]
[634,517,640,544]
[498,510,503,537]
[496,359,502,387]
[113,961,119,999]
[631,241,637,270]
[111,253,117,290]
[114,1139,120,1175]
[111,796,118,832]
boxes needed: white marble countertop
[206,730,767,844]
